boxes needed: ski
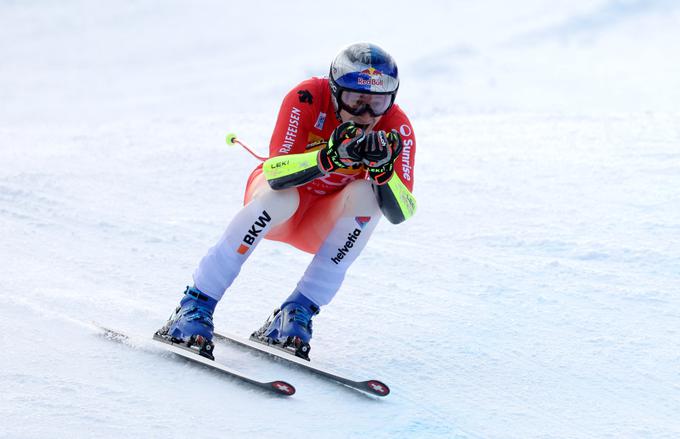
[213,330,390,397]
[93,323,295,396]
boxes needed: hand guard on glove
[362,129,403,185]
[318,122,403,185]
[318,121,366,173]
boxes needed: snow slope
[1,1,679,438]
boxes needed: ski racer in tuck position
[156,42,418,360]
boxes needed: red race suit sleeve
[268,79,320,158]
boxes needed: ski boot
[155,286,217,359]
[251,291,320,360]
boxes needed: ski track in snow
[2,1,680,438]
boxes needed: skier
[156,42,417,359]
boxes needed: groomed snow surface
[1,1,679,438]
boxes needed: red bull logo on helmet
[358,67,384,87]
[361,67,382,77]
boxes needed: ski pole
[226,133,267,162]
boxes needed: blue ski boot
[251,291,320,360]
[156,286,217,359]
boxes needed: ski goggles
[337,91,396,117]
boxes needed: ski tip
[365,380,390,397]
[270,381,296,396]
